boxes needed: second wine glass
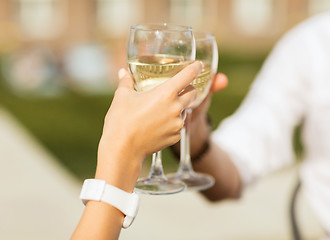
[167,32,218,191]
[127,23,195,195]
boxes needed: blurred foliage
[0,51,303,180]
[0,81,110,179]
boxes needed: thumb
[118,68,135,89]
[211,73,228,93]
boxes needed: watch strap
[80,179,140,228]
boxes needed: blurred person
[71,61,208,240]
[175,11,330,239]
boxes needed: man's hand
[190,73,228,156]
[172,73,228,158]
[192,73,228,120]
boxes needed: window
[17,0,64,39]
[308,0,330,15]
[170,0,203,28]
[97,0,143,38]
[232,0,274,35]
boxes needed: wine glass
[127,23,195,195]
[167,32,218,191]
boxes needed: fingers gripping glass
[127,23,195,195]
[167,32,218,191]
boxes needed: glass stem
[148,151,167,179]
[178,108,194,175]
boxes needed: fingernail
[118,68,127,79]
[198,61,204,69]
[197,61,204,74]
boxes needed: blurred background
[0,0,329,239]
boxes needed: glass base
[167,171,215,191]
[134,177,186,195]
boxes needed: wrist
[80,179,140,228]
[191,138,210,163]
[96,137,143,193]
[170,113,212,161]
[190,114,212,157]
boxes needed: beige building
[0,0,329,87]
[1,0,330,50]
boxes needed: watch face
[122,192,140,228]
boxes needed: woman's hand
[72,62,203,240]
[96,61,202,192]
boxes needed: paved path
[0,108,324,240]
[0,108,84,240]
[121,166,323,240]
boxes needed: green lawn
[0,51,301,180]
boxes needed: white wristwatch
[80,179,140,228]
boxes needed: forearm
[192,140,242,201]
[72,201,123,240]
[184,113,242,201]
[71,137,143,240]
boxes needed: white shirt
[213,12,330,233]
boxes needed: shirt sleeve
[212,27,309,187]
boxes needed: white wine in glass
[128,55,191,91]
